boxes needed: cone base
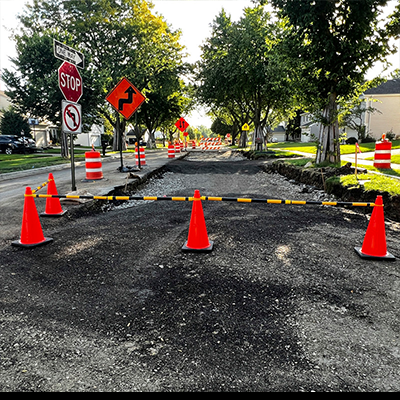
[40,210,67,218]
[12,237,53,249]
[354,247,396,261]
[81,177,105,182]
[182,240,214,253]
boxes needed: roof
[364,79,400,95]
[273,125,286,133]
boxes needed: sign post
[175,118,189,150]
[106,77,146,120]
[62,101,82,134]
[106,77,146,171]
[58,58,83,191]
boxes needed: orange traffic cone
[12,187,53,248]
[182,190,213,253]
[355,195,395,260]
[41,173,66,217]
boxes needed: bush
[345,137,358,144]
[361,135,376,143]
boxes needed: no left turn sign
[62,100,82,133]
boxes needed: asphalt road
[0,149,176,245]
[0,151,399,391]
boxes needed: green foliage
[196,6,294,149]
[269,0,396,164]
[339,173,400,196]
[1,0,189,148]
[0,108,31,137]
[211,117,231,137]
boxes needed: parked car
[22,137,39,153]
[0,135,40,154]
[0,135,25,154]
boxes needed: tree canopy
[196,6,294,150]
[2,0,191,149]
[268,0,399,163]
[3,0,400,161]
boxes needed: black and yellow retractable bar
[26,193,377,208]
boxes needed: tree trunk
[252,124,265,152]
[315,92,341,165]
[147,130,156,149]
[239,130,247,148]
[251,106,265,152]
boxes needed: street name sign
[106,77,146,120]
[53,39,85,69]
[58,61,83,103]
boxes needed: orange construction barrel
[168,144,175,158]
[135,147,146,166]
[374,134,392,169]
[85,150,103,180]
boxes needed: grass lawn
[268,140,400,155]
[338,173,400,196]
[0,152,85,174]
[0,145,158,174]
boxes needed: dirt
[0,151,399,391]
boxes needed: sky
[1,0,400,127]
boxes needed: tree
[0,108,31,137]
[2,0,188,155]
[268,0,397,164]
[141,73,194,148]
[196,6,294,150]
[196,9,251,148]
[387,0,400,37]
[211,117,232,138]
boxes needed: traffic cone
[182,190,213,253]
[12,187,53,248]
[354,195,395,260]
[41,173,67,217]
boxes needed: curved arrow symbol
[67,109,77,127]
[118,86,136,111]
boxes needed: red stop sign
[58,61,83,103]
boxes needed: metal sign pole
[70,132,76,191]
[135,113,141,169]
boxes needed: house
[300,79,400,142]
[363,79,400,139]
[75,124,103,147]
[29,120,58,147]
[1,90,58,146]
[271,125,286,142]
[0,90,10,118]
[300,113,319,142]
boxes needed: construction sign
[175,117,189,132]
[106,77,146,120]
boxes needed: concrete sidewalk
[0,148,188,198]
[341,148,400,169]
